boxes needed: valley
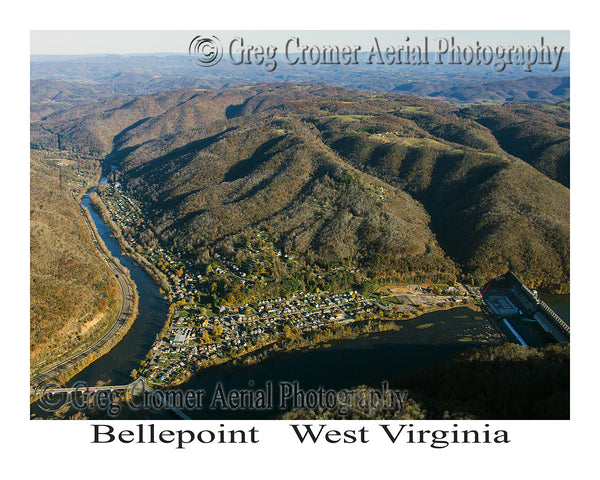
[30,79,570,419]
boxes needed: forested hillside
[31,83,570,292]
[30,151,121,375]
[459,102,570,187]
[283,342,570,420]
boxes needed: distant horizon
[30,50,573,57]
[30,31,570,56]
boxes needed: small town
[144,285,476,386]
[97,180,478,387]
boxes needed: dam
[481,271,570,347]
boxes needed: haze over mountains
[31,53,570,119]
[31,81,570,293]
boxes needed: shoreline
[150,303,491,391]
[88,192,171,295]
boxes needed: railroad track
[30,194,137,390]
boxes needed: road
[30,194,137,391]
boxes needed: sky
[30,30,570,55]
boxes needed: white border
[5,1,598,477]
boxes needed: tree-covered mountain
[30,151,120,375]
[459,101,570,186]
[406,76,570,104]
[283,342,570,420]
[31,83,570,292]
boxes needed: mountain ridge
[31,82,570,292]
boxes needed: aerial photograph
[29,30,570,421]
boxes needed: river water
[540,292,570,325]
[172,306,502,419]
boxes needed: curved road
[30,195,137,391]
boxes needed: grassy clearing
[384,136,450,149]
[335,114,371,122]
[399,106,425,112]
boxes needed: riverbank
[149,302,494,391]
[134,305,504,420]
[88,192,171,294]
[150,317,405,389]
